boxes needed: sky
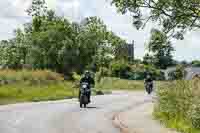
[0,0,200,61]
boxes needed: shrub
[0,69,64,85]
[187,98,200,129]
[192,60,200,67]
[95,71,102,83]
[96,77,144,90]
[168,65,187,80]
[110,60,131,79]
[144,65,166,80]
[155,78,200,132]
[100,67,110,77]
[72,72,81,82]
[0,81,77,105]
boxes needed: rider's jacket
[145,78,153,83]
[80,76,95,89]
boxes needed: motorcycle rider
[79,71,95,103]
[144,73,154,93]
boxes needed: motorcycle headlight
[82,84,87,88]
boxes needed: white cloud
[46,0,56,10]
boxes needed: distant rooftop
[165,67,200,80]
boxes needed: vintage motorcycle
[79,82,90,108]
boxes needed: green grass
[154,79,200,133]
[154,111,200,133]
[0,81,78,105]
[0,69,78,105]
[96,77,144,90]
[0,70,166,105]
[0,76,147,105]
[96,77,167,91]
[0,69,64,83]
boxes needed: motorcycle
[145,82,153,94]
[79,82,90,108]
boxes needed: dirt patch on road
[112,113,134,133]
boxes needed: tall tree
[0,1,125,76]
[26,0,48,32]
[26,0,47,17]
[147,29,174,69]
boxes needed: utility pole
[126,40,135,64]
[131,40,136,80]
[132,40,135,63]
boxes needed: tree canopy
[0,0,125,76]
[145,29,174,69]
[111,0,200,39]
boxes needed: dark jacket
[80,76,95,88]
[145,78,153,83]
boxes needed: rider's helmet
[146,74,151,79]
[84,70,91,78]
[145,71,151,79]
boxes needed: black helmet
[84,70,90,77]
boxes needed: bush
[0,81,77,105]
[168,65,187,80]
[109,61,165,80]
[144,65,165,80]
[96,77,144,90]
[0,69,64,85]
[72,72,81,81]
[95,71,102,83]
[128,72,145,80]
[192,60,200,67]
[188,98,200,129]
[110,60,131,79]
[154,78,200,132]
[100,67,110,77]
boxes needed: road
[0,91,153,133]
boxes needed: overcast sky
[0,0,200,61]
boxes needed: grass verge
[96,77,167,91]
[154,78,200,133]
[96,77,144,91]
[154,111,200,133]
[0,81,78,105]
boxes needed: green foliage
[95,67,110,84]
[109,60,165,80]
[110,60,131,79]
[72,72,81,82]
[95,71,102,83]
[114,43,130,60]
[0,69,64,85]
[188,98,200,129]
[96,77,144,90]
[96,77,166,90]
[154,78,200,133]
[100,67,110,77]
[143,54,155,65]
[0,82,76,105]
[0,0,125,76]
[144,64,166,80]
[146,29,174,69]
[168,65,186,80]
[26,0,47,17]
[192,60,200,67]
[111,0,200,39]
